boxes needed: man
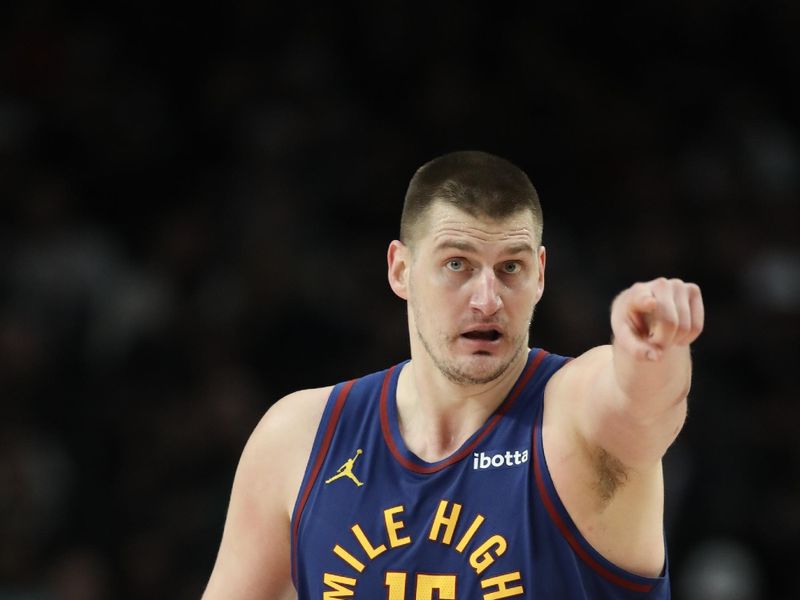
[203,151,703,599]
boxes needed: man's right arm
[202,386,332,600]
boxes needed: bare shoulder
[546,345,610,395]
[252,386,334,449]
[543,345,610,428]
[240,386,334,514]
[202,386,333,599]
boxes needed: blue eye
[446,259,464,272]
[502,262,521,274]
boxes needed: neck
[395,348,530,462]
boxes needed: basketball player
[203,151,704,599]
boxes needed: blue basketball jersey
[291,348,670,599]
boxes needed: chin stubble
[409,290,537,385]
[415,322,527,385]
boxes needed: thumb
[625,292,657,338]
[629,292,657,315]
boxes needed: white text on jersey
[472,450,529,470]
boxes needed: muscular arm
[202,387,331,600]
[581,278,704,470]
[544,278,704,576]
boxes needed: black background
[1,2,798,598]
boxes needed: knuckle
[663,314,678,327]
[662,306,680,325]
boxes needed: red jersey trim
[380,350,548,474]
[291,379,357,585]
[532,419,655,593]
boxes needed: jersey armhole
[289,378,357,586]
[532,404,668,593]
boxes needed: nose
[469,268,503,315]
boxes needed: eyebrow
[433,240,535,255]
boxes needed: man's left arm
[542,278,703,576]
[578,277,705,470]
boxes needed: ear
[535,246,546,303]
[387,240,410,300]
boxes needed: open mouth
[461,329,502,342]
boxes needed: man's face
[397,202,545,385]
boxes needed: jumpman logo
[325,449,365,487]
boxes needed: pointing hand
[611,278,705,361]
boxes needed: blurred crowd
[1,2,798,599]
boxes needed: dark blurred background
[1,2,798,599]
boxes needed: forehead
[416,202,538,250]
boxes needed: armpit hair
[594,448,629,504]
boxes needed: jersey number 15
[385,572,456,599]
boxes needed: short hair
[400,150,543,247]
